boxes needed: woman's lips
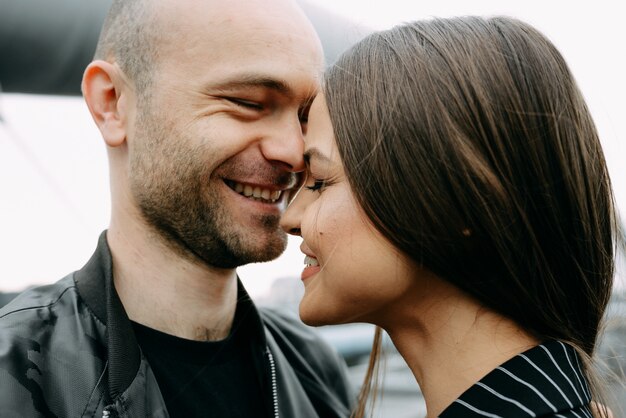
[301,255,320,281]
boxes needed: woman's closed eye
[305,178,328,193]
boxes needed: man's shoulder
[258,306,355,414]
[258,306,326,347]
[0,275,77,320]
[0,274,106,348]
[0,275,109,417]
[258,306,346,375]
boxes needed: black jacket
[0,233,353,417]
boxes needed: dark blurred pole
[0,0,110,95]
[0,0,368,96]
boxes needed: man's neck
[106,222,238,341]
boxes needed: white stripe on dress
[454,399,503,417]
[539,345,584,404]
[496,366,558,413]
[558,341,591,400]
[563,412,592,418]
[520,354,574,408]
[475,382,535,416]
[570,344,592,399]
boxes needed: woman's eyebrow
[303,147,333,166]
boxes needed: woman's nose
[280,191,304,236]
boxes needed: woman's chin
[298,293,368,327]
[299,308,327,327]
[299,302,339,327]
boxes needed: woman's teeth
[228,181,281,203]
[304,255,319,267]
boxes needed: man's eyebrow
[209,75,294,97]
[304,148,333,166]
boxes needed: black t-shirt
[132,303,270,418]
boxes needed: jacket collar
[74,231,140,402]
[73,231,267,403]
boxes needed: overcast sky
[1,0,624,295]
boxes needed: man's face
[126,0,324,268]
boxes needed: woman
[280,16,617,417]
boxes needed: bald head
[93,0,322,96]
[94,0,157,93]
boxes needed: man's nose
[259,116,305,172]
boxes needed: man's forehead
[149,0,324,95]
[153,0,323,70]
[155,0,316,36]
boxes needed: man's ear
[82,60,130,148]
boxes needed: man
[0,0,353,417]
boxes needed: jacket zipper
[102,348,280,418]
[267,346,279,418]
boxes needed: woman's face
[280,95,417,326]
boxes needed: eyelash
[298,106,310,124]
[305,179,327,192]
[227,98,311,125]
[227,98,263,110]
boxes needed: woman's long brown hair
[324,16,617,417]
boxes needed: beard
[128,106,289,269]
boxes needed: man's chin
[203,230,288,269]
[241,232,288,264]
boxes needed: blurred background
[1,0,624,415]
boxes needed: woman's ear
[82,60,130,148]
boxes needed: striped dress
[439,340,593,417]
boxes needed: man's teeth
[231,182,281,202]
[304,255,319,267]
